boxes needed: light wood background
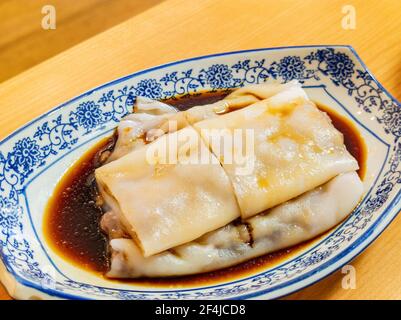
[0,0,400,300]
[0,0,163,83]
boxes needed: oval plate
[1,45,400,300]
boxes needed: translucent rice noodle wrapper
[95,81,363,277]
[106,171,363,278]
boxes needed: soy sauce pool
[44,91,366,285]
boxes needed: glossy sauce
[44,91,366,286]
[43,136,116,273]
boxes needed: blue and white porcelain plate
[0,45,400,300]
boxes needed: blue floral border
[0,47,400,299]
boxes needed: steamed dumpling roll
[106,172,363,278]
[96,81,360,264]
[194,84,359,218]
[96,127,241,257]
[109,81,306,161]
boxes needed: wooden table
[0,0,163,83]
[1,0,400,300]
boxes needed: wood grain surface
[0,0,400,300]
[0,0,163,83]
